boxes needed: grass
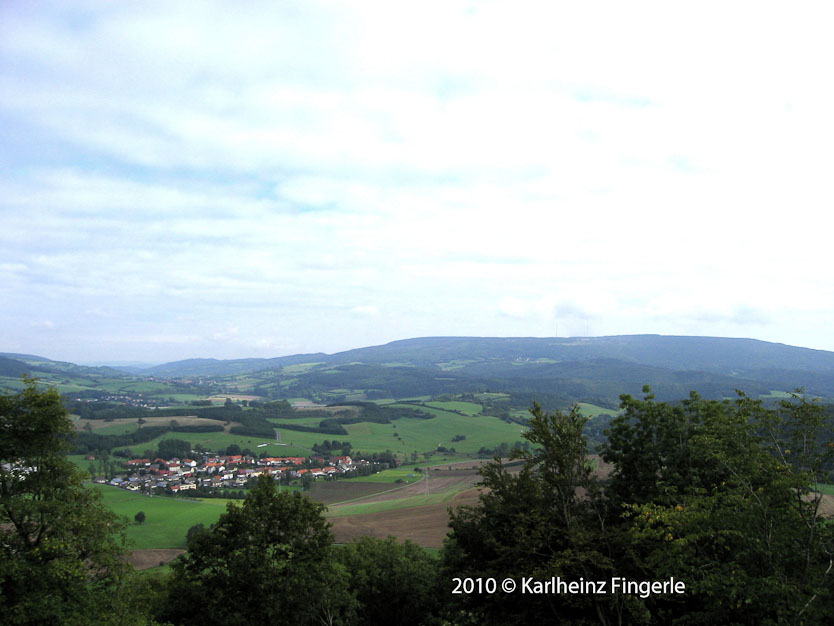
[344,468,423,484]
[89,483,229,549]
[424,401,483,415]
[113,430,312,457]
[360,405,526,455]
[759,391,794,399]
[576,402,617,418]
[281,362,325,374]
[90,422,145,435]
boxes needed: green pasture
[113,431,312,457]
[281,362,325,374]
[576,402,617,418]
[344,468,423,484]
[90,422,146,435]
[89,483,229,549]
[116,381,175,394]
[435,360,478,371]
[68,454,96,473]
[759,390,794,399]
[0,376,30,392]
[151,393,205,403]
[268,416,334,427]
[346,408,527,455]
[424,400,483,415]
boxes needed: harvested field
[307,481,401,505]
[339,473,477,506]
[127,549,184,570]
[207,394,262,402]
[75,415,230,432]
[330,488,480,548]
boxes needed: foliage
[444,392,834,624]
[0,380,136,626]
[602,389,834,623]
[333,536,443,626]
[160,476,354,625]
[444,403,633,624]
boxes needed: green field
[281,362,325,374]
[576,402,617,418]
[343,468,423,484]
[113,430,312,457]
[345,408,526,455]
[267,416,334,427]
[90,422,147,435]
[89,483,229,549]
[759,390,794,399]
[424,400,483,415]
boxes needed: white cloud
[1,1,834,360]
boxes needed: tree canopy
[161,475,354,626]
[0,379,133,626]
[443,390,834,625]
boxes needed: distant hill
[0,356,49,378]
[0,353,128,379]
[6,335,834,405]
[143,353,328,377]
[142,334,834,376]
[131,335,834,403]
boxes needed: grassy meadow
[89,483,229,549]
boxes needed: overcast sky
[2,1,833,364]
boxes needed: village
[96,452,365,495]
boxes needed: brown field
[330,488,480,548]
[75,415,237,431]
[207,394,262,402]
[127,549,184,570]
[327,457,607,548]
[307,481,401,505]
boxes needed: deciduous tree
[161,475,354,625]
[0,379,132,626]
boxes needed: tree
[601,389,834,623]
[334,536,443,626]
[0,379,132,625]
[443,403,632,625]
[161,476,354,625]
[134,511,146,525]
[185,523,205,545]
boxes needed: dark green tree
[134,511,146,525]
[602,389,834,624]
[0,380,133,626]
[443,403,635,625]
[334,536,442,626]
[161,476,354,625]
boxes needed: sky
[2,1,833,364]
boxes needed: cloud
[350,306,380,316]
[1,1,834,359]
